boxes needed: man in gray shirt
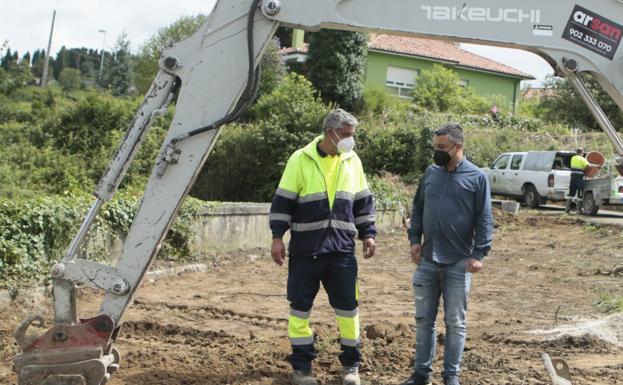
[401,123,493,385]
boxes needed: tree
[0,48,33,95]
[1,48,13,70]
[257,38,286,98]
[134,14,207,95]
[0,40,7,57]
[58,68,82,94]
[307,29,368,111]
[80,60,96,79]
[539,74,623,131]
[21,52,31,66]
[31,50,40,67]
[412,64,465,112]
[31,49,45,79]
[53,46,67,79]
[107,33,134,96]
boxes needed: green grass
[594,293,623,313]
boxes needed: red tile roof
[280,34,534,80]
[368,34,534,79]
[280,45,309,55]
[522,87,556,99]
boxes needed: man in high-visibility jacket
[566,148,600,213]
[269,109,376,385]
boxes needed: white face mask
[337,136,355,154]
[330,130,355,154]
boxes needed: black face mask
[433,144,457,167]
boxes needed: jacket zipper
[308,152,344,255]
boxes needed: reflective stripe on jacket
[270,136,376,257]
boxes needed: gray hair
[435,123,464,144]
[322,108,359,132]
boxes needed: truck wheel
[524,185,541,208]
[583,192,599,216]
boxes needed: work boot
[565,199,572,214]
[400,372,432,385]
[342,366,361,385]
[292,370,318,385]
[443,375,460,385]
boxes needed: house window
[385,66,418,99]
[459,79,469,88]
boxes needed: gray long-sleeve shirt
[408,160,493,264]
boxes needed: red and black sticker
[562,5,622,60]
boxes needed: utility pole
[98,30,107,84]
[41,9,56,87]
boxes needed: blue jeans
[412,259,472,379]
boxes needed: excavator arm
[13,1,623,384]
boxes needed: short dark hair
[576,147,584,155]
[435,123,464,144]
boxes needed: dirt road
[1,211,622,385]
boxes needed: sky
[1,0,553,86]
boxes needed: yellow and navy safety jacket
[270,136,376,256]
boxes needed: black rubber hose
[179,0,263,141]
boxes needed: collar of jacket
[302,135,356,163]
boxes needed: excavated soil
[1,210,623,384]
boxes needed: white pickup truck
[482,151,574,208]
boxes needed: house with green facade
[282,31,534,112]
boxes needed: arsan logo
[421,6,541,23]
[573,10,622,41]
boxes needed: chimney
[292,29,305,50]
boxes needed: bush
[248,73,329,134]
[412,64,465,112]
[0,136,93,198]
[58,68,83,94]
[355,87,411,117]
[0,194,206,288]
[0,99,33,124]
[192,74,330,202]
[43,92,138,181]
[45,92,136,154]
[356,112,440,182]
[368,173,411,212]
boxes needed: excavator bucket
[13,315,119,385]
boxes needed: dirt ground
[1,210,623,385]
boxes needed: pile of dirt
[493,207,520,226]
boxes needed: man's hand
[410,244,422,264]
[271,238,286,266]
[363,237,376,259]
[466,258,483,273]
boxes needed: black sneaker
[443,375,460,385]
[400,372,432,385]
